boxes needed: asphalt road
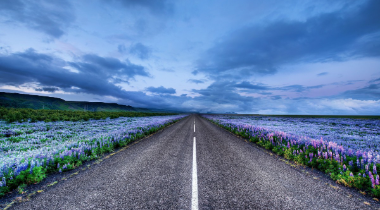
[11,115,380,209]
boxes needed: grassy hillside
[0,92,180,123]
[0,92,150,112]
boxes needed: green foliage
[8,136,25,143]
[294,153,305,165]
[25,167,46,184]
[272,146,285,156]
[264,141,273,150]
[17,184,27,194]
[249,137,259,143]
[335,171,371,190]
[284,148,294,160]
[3,166,47,195]
[0,107,176,123]
[372,186,380,197]
[0,186,8,197]
[40,138,49,143]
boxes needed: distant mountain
[0,92,153,112]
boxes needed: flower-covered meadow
[0,115,187,197]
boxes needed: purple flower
[361,159,365,169]
[374,165,377,175]
[371,177,375,188]
[343,164,347,172]
[348,149,353,156]
[350,172,354,177]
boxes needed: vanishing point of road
[11,115,380,209]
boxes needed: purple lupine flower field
[203,114,380,197]
[0,115,186,196]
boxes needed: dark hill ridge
[0,92,151,112]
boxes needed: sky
[0,0,379,114]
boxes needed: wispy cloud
[129,43,151,59]
[0,0,75,38]
[188,79,205,84]
[317,72,328,76]
[106,0,174,16]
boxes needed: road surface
[10,115,380,209]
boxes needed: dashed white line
[192,137,198,210]
[194,123,195,132]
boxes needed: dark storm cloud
[0,48,150,100]
[0,49,186,111]
[370,77,380,83]
[279,85,324,92]
[35,87,60,92]
[69,54,150,79]
[233,82,269,90]
[0,0,75,38]
[187,79,205,84]
[196,0,380,77]
[106,0,173,15]
[192,81,257,111]
[188,81,328,112]
[129,43,151,60]
[232,81,323,92]
[146,86,176,94]
[340,84,380,100]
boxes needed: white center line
[192,137,198,210]
[194,123,195,132]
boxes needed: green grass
[0,107,177,123]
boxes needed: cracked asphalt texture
[11,115,380,209]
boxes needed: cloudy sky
[0,0,379,114]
